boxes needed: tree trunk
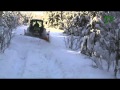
[0,11,3,17]
[60,11,63,21]
[114,40,119,78]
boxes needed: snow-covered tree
[64,11,120,78]
[0,11,21,53]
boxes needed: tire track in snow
[21,52,50,78]
[19,50,28,77]
[13,49,28,78]
[11,35,30,78]
[44,52,65,78]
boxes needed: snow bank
[0,25,115,78]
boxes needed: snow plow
[24,19,50,42]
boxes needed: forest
[0,11,120,78]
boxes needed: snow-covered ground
[0,25,115,78]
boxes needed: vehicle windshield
[31,20,42,27]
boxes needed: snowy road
[0,25,114,78]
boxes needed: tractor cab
[29,19,44,36]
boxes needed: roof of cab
[30,19,43,22]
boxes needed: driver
[34,21,39,27]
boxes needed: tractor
[24,19,50,42]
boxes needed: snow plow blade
[40,31,50,42]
